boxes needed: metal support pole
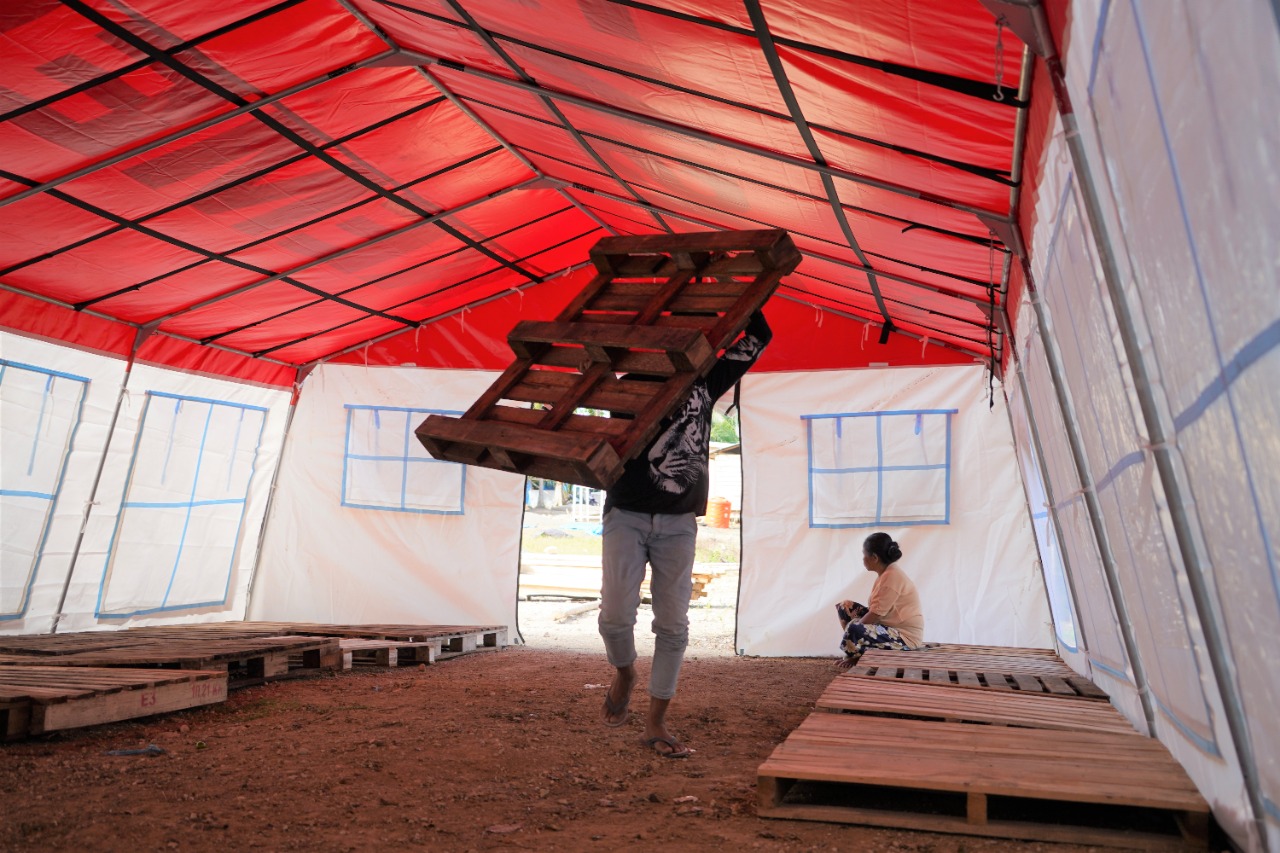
[240,381,302,620]
[1025,274,1156,736]
[1005,327,1092,660]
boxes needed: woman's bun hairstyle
[864,532,902,566]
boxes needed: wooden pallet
[855,645,1105,696]
[0,666,227,739]
[0,636,340,685]
[918,643,1063,658]
[339,638,439,669]
[416,229,800,489]
[758,713,1210,849]
[850,662,1108,700]
[818,676,1134,734]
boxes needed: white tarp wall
[1010,2,1280,849]
[0,331,290,634]
[248,365,525,636]
[736,363,1052,657]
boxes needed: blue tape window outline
[341,405,466,515]
[804,409,957,529]
[0,359,90,621]
[96,391,269,619]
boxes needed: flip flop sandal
[602,688,631,728]
[641,735,692,759]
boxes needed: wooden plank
[1040,675,1078,696]
[508,321,715,373]
[1011,673,1045,693]
[415,415,624,489]
[1068,676,1112,700]
[818,677,1137,734]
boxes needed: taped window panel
[343,405,465,514]
[0,360,88,619]
[98,392,267,618]
[806,410,954,528]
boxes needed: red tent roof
[1,0,1056,386]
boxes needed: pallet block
[416,229,800,489]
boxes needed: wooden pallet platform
[846,664,1108,700]
[416,229,800,489]
[855,648,1105,696]
[758,713,1209,850]
[0,636,340,685]
[918,643,1063,658]
[0,666,227,740]
[818,675,1134,734]
[339,638,438,669]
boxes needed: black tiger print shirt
[604,312,771,517]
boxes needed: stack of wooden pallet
[416,229,801,489]
[0,621,506,740]
[757,644,1212,850]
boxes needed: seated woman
[835,533,924,667]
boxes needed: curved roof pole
[704,0,894,336]
[989,1,1269,846]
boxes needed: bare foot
[602,666,634,727]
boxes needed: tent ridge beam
[752,0,890,330]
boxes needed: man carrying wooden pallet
[599,310,772,759]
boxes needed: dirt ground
[0,586,1151,853]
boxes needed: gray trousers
[598,507,697,700]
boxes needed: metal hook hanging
[993,16,1007,102]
